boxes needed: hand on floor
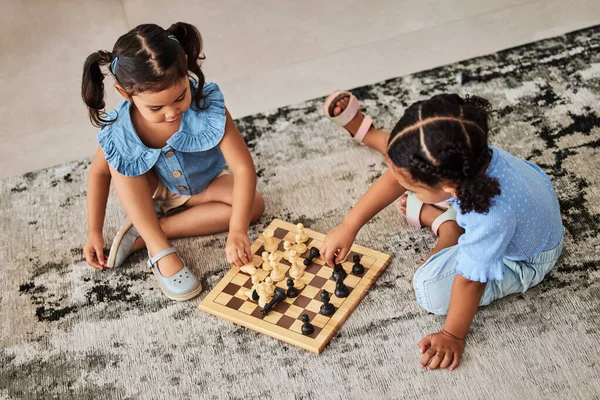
[418,331,464,371]
[84,232,106,270]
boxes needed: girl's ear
[441,182,459,198]
[114,83,131,102]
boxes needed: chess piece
[301,314,314,335]
[296,223,309,243]
[294,233,307,254]
[303,247,320,266]
[293,277,306,290]
[282,241,292,261]
[288,254,305,279]
[286,278,299,298]
[319,290,336,316]
[245,276,260,300]
[264,277,276,296]
[263,253,275,272]
[270,262,285,282]
[256,281,273,307]
[240,263,256,275]
[335,275,350,298]
[332,263,347,282]
[261,287,287,315]
[261,251,270,269]
[236,288,249,300]
[352,254,365,275]
[263,229,277,252]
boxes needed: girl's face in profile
[386,157,456,204]
[129,77,192,125]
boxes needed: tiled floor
[1,0,599,178]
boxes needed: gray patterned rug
[2,26,600,400]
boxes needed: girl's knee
[251,192,265,221]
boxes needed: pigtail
[456,173,500,214]
[167,22,207,109]
[81,50,116,128]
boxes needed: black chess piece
[301,314,314,335]
[334,271,350,298]
[332,263,347,282]
[286,277,299,298]
[303,247,320,266]
[352,254,365,275]
[319,290,336,316]
[261,287,287,315]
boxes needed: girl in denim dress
[81,23,264,301]
[320,91,564,370]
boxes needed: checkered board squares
[199,219,391,354]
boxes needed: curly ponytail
[167,22,207,110]
[387,93,501,214]
[81,50,116,127]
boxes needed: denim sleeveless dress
[97,82,226,196]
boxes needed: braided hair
[82,22,207,127]
[387,94,500,214]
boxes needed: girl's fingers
[238,247,249,265]
[427,352,444,370]
[448,352,461,371]
[86,251,103,270]
[421,347,436,367]
[244,243,252,263]
[418,335,432,353]
[440,352,453,369]
[334,247,349,264]
[95,246,106,266]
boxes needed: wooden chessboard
[199,219,392,353]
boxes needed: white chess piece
[261,251,270,269]
[244,276,260,299]
[270,262,285,282]
[294,233,307,254]
[263,253,274,271]
[293,277,306,290]
[256,281,273,308]
[264,277,275,295]
[263,229,278,252]
[288,253,305,279]
[297,223,308,243]
[240,263,256,275]
[282,241,292,261]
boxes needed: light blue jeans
[413,237,564,315]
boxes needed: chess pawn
[286,278,299,298]
[296,223,309,243]
[263,254,274,271]
[264,277,276,296]
[261,251,270,269]
[294,233,307,254]
[301,314,314,335]
[319,290,336,316]
[288,249,297,263]
[293,277,306,290]
[352,254,365,275]
[263,229,278,252]
[282,241,292,261]
[288,255,305,279]
[245,276,261,301]
[270,262,285,282]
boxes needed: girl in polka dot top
[321,92,564,370]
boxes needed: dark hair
[386,94,500,214]
[81,22,206,127]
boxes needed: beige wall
[1,0,600,178]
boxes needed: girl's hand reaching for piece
[226,230,252,267]
[418,330,465,371]
[320,222,358,266]
[84,232,106,270]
